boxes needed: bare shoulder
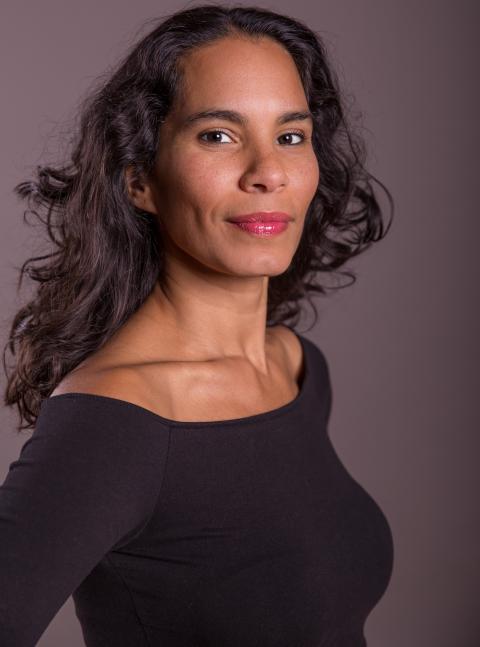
[49,363,147,404]
[48,326,304,421]
[269,324,304,384]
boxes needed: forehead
[172,35,308,117]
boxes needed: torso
[50,324,305,423]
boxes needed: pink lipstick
[226,212,292,237]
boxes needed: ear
[124,165,158,215]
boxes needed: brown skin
[53,35,319,421]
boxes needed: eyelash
[198,129,309,146]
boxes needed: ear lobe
[124,165,158,215]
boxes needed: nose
[238,147,288,193]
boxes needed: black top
[0,332,394,647]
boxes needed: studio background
[0,1,478,646]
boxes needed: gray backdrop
[1,1,478,646]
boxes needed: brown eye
[198,129,308,145]
[198,130,233,144]
[278,132,306,145]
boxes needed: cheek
[168,152,228,204]
[297,153,320,198]
[162,146,319,213]
[155,156,228,244]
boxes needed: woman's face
[142,35,319,278]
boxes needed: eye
[277,131,307,145]
[198,129,234,144]
[198,129,308,146]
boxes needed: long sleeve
[0,394,171,647]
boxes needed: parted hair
[2,3,393,431]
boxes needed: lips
[227,212,292,223]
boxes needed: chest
[75,421,394,645]
[139,355,300,423]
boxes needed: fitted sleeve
[0,394,171,647]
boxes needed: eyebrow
[181,108,314,129]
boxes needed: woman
[0,4,394,646]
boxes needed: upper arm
[0,396,170,646]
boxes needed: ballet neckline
[43,330,311,429]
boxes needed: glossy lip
[228,220,289,237]
[227,211,293,223]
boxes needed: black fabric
[0,332,394,646]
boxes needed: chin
[230,257,293,277]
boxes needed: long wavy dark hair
[2,2,393,432]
